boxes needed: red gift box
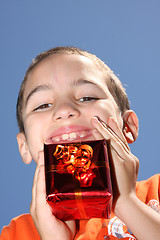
[44,139,112,220]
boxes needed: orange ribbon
[53,144,97,187]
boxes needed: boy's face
[19,54,124,162]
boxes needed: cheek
[84,101,123,126]
[24,113,46,133]
[24,119,40,140]
[24,117,44,156]
[87,101,117,119]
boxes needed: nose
[52,102,80,121]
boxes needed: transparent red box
[44,139,112,220]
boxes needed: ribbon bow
[53,144,97,187]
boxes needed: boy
[1,46,160,240]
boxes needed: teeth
[69,132,77,139]
[79,131,86,138]
[52,136,60,142]
[62,134,69,140]
[51,130,89,142]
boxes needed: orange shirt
[1,174,160,240]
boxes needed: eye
[34,103,52,111]
[78,97,99,102]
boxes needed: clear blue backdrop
[0,0,160,230]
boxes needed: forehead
[24,53,110,98]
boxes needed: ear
[17,133,32,164]
[122,110,139,143]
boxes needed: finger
[34,158,49,223]
[91,117,130,157]
[91,128,104,140]
[65,220,76,239]
[30,151,44,213]
[32,152,44,194]
[36,164,46,208]
[107,117,130,151]
[91,117,122,144]
[104,117,129,151]
[30,165,40,211]
[32,151,44,192]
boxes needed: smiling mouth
[50,130,92,143]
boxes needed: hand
[91,116,139,216]
[30,151,76,240]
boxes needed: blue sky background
[0,0,160,230]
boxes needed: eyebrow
[25,79,100,107]
[73,79,98,87]
[25,84,52,107]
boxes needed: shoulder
[137,173,160,189]
[0,214,40,240]
[136,174,160,203]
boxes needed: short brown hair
[16,46,130,133]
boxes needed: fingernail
[92,117,99,123]
[108,117,115,126]
[92,128,98,133]
[37,151,43,162]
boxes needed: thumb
[65,220,76,239]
